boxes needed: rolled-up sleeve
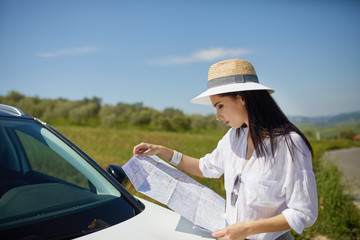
[199,152,224,178]
[283,170,318,233]
[199,130,232,178]
[282,134,318,234]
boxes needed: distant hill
[289,111,360,126]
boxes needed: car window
[16,130,89,189]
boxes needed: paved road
[323,147,360,208]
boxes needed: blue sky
[0,0,359,117]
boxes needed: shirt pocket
[244,178,280,208]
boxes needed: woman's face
[210,94,249,129]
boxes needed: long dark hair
[221,90,313,159]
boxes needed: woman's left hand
[212,214,291,239]
[211,222,249,240]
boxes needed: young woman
[133,59,318,240]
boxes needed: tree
[338,129,356,140]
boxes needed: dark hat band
[208,74,259,89]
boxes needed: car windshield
[0,118,136,239]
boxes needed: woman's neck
[246,133,255,162]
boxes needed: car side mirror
[107,164,128,186]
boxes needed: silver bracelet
[170,150,183,166]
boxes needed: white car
[0,104,213,240]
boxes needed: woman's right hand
[133,142,204,178]
[133,142,162,158]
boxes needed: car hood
[76,197,214,240]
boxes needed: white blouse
[199,127,318,240]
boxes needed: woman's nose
[216,111,221,121]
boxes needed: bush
[338,129,356,140]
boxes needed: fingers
[133,142,158,157]
[133,142,149,157]
[212,224,247,240]
[211,229,226,238]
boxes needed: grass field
[54,125,360,240]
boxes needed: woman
[133,59,318,240]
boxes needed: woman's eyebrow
[213,101,221,108]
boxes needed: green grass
[55,126,227,198]
[54,125,360,239]
[55,126,225,168]
[300,138,360,240]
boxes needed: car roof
[0,104,33,119]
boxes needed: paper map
[122,155,226,232]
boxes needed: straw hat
[190,59,274,105]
